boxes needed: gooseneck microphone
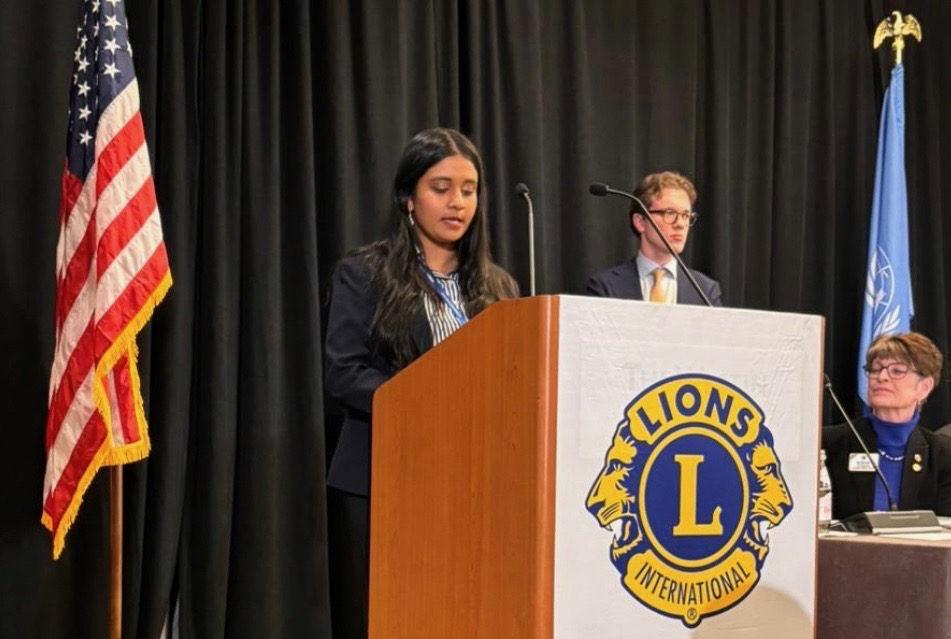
[588,182,713,307]
[515,182,536,296]
[822,374,897,511]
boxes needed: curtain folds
[1,1,950,638]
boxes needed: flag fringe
[94,269,173,402]
[44,269,172,559]
[42,435,113,559]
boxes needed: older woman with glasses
[823,332,951,519]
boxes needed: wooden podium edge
[368,295,561,638]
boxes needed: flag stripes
[43,0,171,558]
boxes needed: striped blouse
[422,271,468,345]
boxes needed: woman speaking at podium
[823,332,951,520]
[323,127,518,638]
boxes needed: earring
[407,211,416,227]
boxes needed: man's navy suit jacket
[585,258,722,306]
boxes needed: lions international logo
[585,374,793,627]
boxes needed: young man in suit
[586,171,721,306]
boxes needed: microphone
[822,374,941,534]
[822,374,897,511]
[515,182,536,296]
[588,181,713,307]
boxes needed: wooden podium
[370,296,823,639]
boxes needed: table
[818,535,951,638]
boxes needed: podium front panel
[553,296,822,638]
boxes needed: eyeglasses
[646,209,699,227]
[863,362,916,379]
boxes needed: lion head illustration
[741,432,793,560]
[585,418,646,570]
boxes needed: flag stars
[79,131,93,146]
[78,57,90,73]
[78,105,91,120]
[91,0,100,12]
[77,81,91,97]
[103,62,120,79]
[104,38,120,54]
[104,14,121,30]
[106,0,120,6]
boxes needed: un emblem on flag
[865,247,902,334]
[585,374,793,627]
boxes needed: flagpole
[110,467,123,639]
[857,11,922,404]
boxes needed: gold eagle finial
[873,11,923,67]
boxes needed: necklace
[878,449,905,463]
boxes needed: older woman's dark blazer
[822,417,951,519]
[324,256,432,496]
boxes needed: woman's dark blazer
[822,417,951,519]
[324,256,432,496]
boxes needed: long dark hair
[353,127,518,369]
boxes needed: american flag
[42,0,172,559]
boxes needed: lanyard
[418,260,468,326]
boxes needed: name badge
[848,452,880,472]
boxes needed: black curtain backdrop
[2,1,950,638]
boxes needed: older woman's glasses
[863,362,915,379]
[647,209,699,227]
